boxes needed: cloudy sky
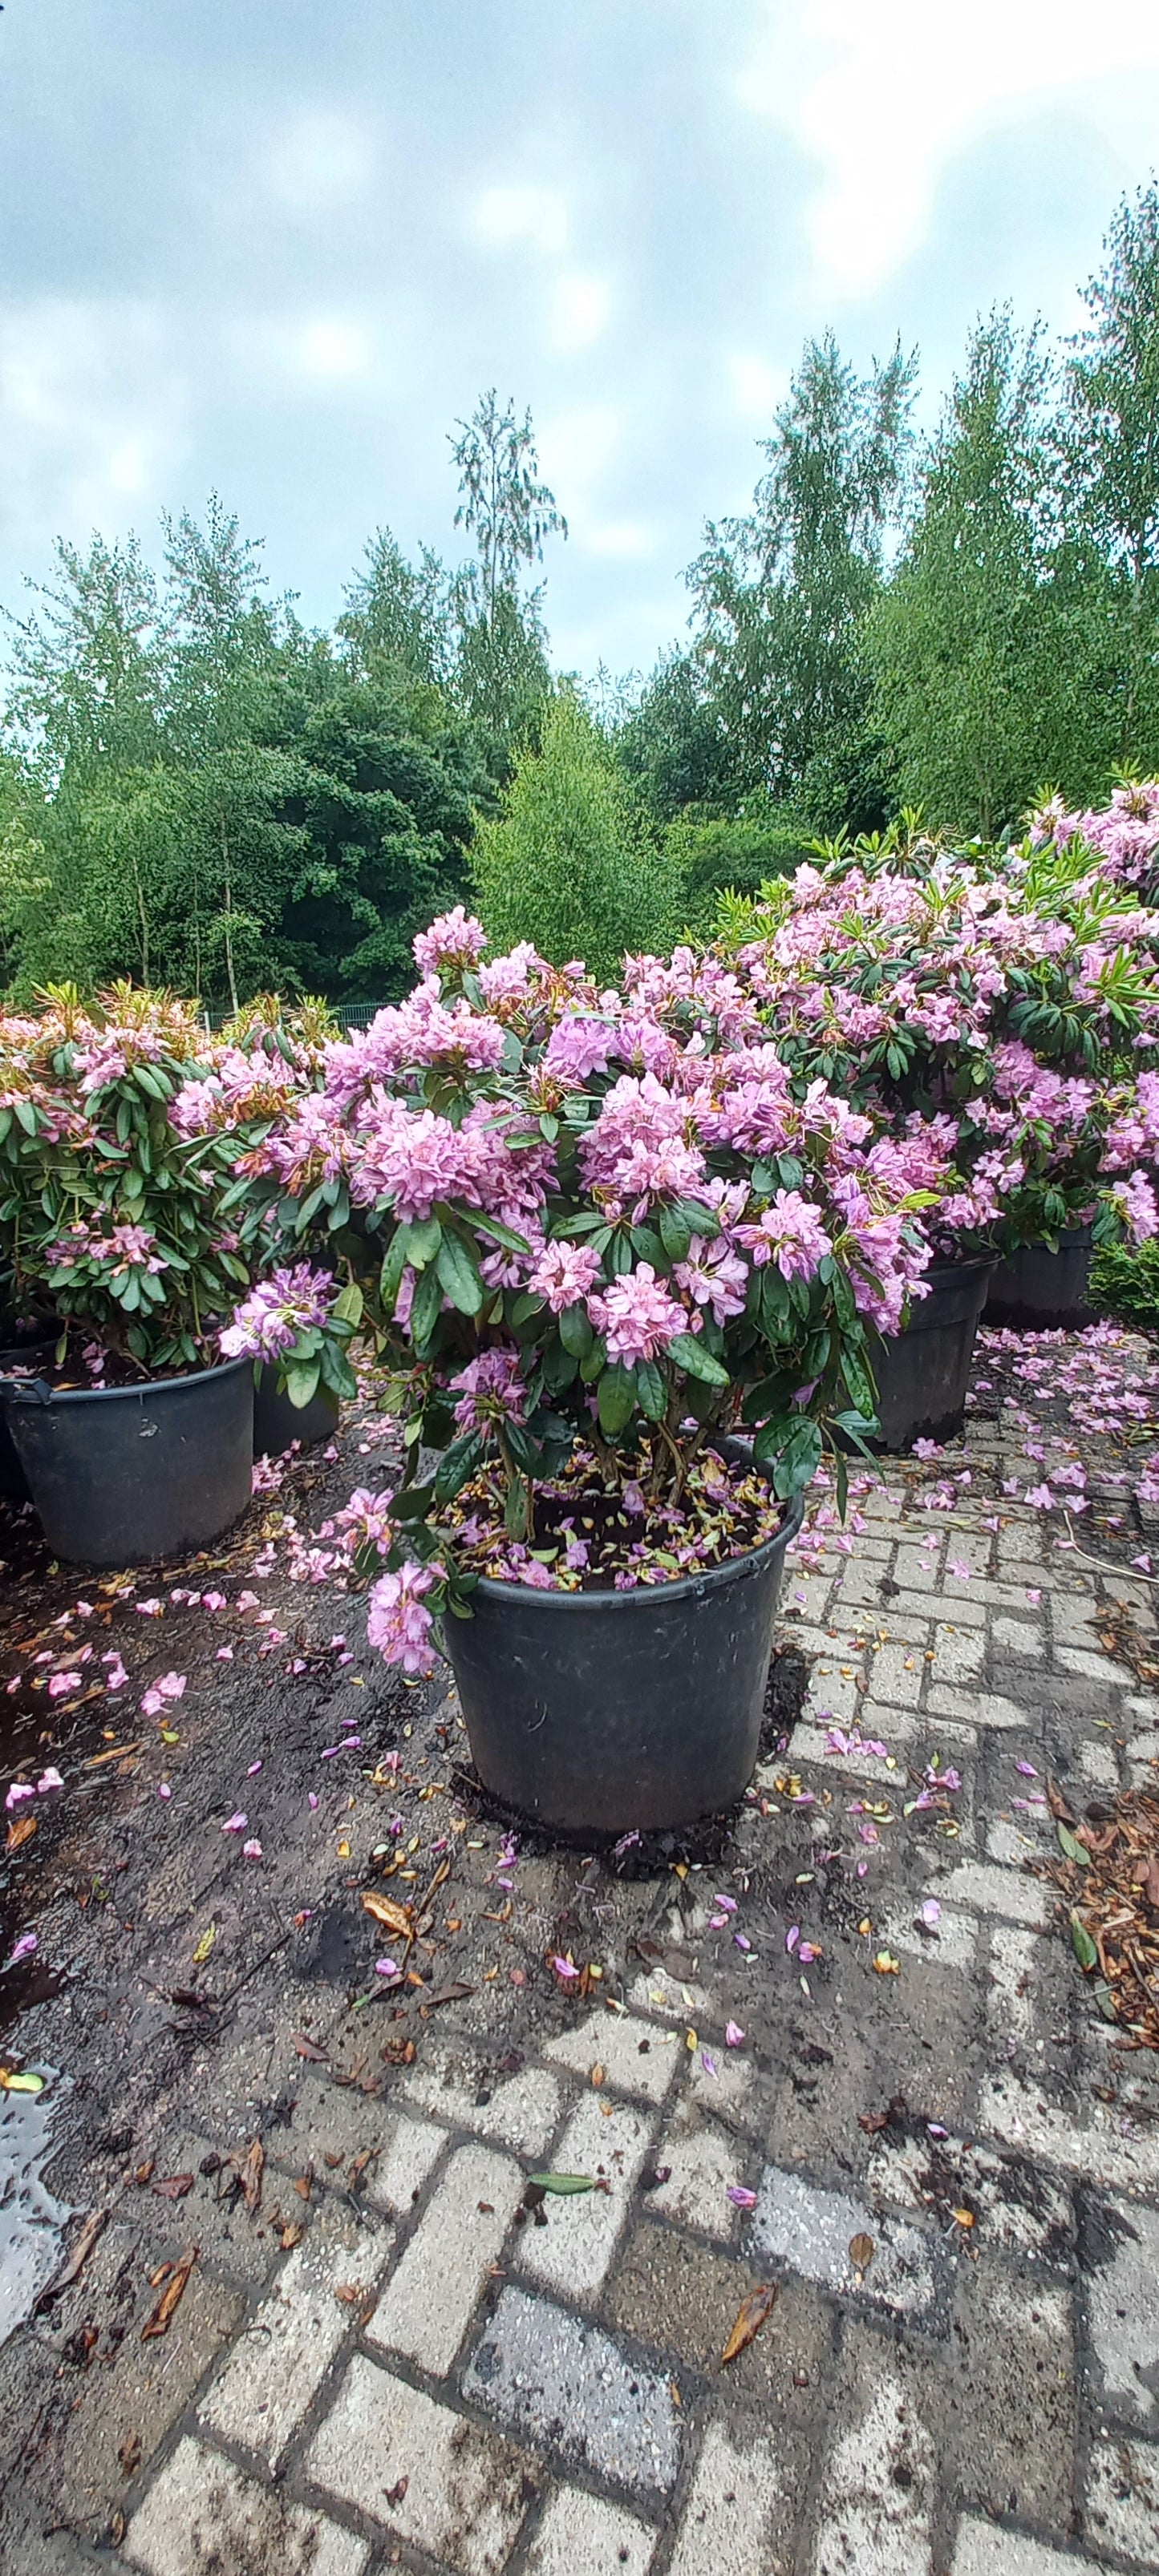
[2,1,1159,681]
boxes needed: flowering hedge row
[715,831,1159,1258]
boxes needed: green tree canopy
[472,690,679,981]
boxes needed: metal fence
[204,999,384,1035]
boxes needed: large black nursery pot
[870,1256,996,1451]
[442,1444,804,1838]
[0,1326,58,1502]
[253,1366,340,1459]
[985,1226,1093,1331]
[0,1355,253,1567]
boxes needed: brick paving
[3,1396,1159,2572]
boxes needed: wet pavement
[0,1345,1157,2574]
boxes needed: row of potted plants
[3,784,1159,1835]
[0,985,358,1559]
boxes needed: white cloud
[294,317,372,382]
[261,110,376,215]
[537,404,622,502]
[726,352,786,426]
[581,518,658,560]
[736,0,1159,296]
[471,184,569,257]
[0,301,184,552]
[549,272,612,353]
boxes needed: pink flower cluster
[220,1264,335,1362]
[366,1560,441,1676]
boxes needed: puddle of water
[0,2072,70,2344]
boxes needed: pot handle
[0,1373,53,1405]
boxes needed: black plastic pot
[0,1328,58,1502]
[0,1356,253,1567]
[870,1257,996,1451]
[985,1227,1093,1330]
[441,1449,804,1838]
[253,1368,340,1458]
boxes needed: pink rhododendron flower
[367,1562,440,1676]
[587,1264,687,1365]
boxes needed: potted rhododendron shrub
[279,908,933,1834]
[715,833,1159,1425]
[168,993,362,1454]
[0,985,265,1565]
[221,1262,360,1458]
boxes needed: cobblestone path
[2,1398,1158,2574]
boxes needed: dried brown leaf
[141,2247,197,2339]
[721,2281,778,2366]
[239,2139,264,2214]
[849,2232,875,2271]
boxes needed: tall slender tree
[448,390,565,774]
[687,332,917,810]
[1064,179,1159,762]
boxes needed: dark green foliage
[1091,1237,1159,1331]
[667,808,813,931]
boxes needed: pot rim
[922,1255,999,1284]
[0,1352,251,1406]
[464,1483,804,1613]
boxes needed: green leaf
[527,2171,596,2195]
[380,1229,411,1312]
[286,1360,322,1409]
[408,1262,443,1347]
[472,1211,533,1256]
[630,1224,665,1266]
[659,1203,691,1261]
[597,1361,637,1437]
[665,1331,729,1386]
[558,1301,594,1358]
[511,1290,545,1328]
[578,1335,606,1384]
[635,1358,667,1421]
[841,1344,877,1417]
[435,1434,485,1502]
[392,1480,436,1521]
[333,1280,363,1328]
[1057,1822,1091,1866]
[608,1230,633,1276]
[405,1215,443,1269]
[436,1231,484,1315]
[1069,1913,1098,1971]
[677,1196,720,1239]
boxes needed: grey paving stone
[362,2108,448,2216]
[199,2200,393,2469]
[1084,2432,1159,2568]
[937,1862,1052,1928]
[514,2092,656,2299]
[305,2352,530,2573]
[544,2008,679,2104]
[124,2435,369,2576]
[462,2285,681,2494]
[525,2485,658,2576]
[979,2072,1159,2194]
[603,2224,833,2419]
[928,1685,1027,1726]
[667,2416,802,2576]
[1084,2196,1159,2428]
[646,2114,742,2241]
[368,2139,525,2375]
[751,2163,940,2318]
[867,2131,1072,2265]
[397,2040,563,2153]
[813,2338,934,2574]
[950,2273,1076,2525]
[951,2517,1105,2576]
